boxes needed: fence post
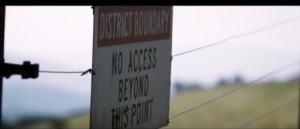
[0,6,5,126]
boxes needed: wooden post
[0,6,5,126]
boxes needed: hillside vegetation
[14,78,299,128]
[166,78,298,128]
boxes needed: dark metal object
[0,6,39,127]
[0,61,39,79]
[81,68,95,76]
[0,5,4,127]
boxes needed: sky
[2,6,300,111]
[171,6,300,87]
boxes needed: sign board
[90,6,173,129]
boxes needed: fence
[2,7,300,128]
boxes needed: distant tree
[16,116,66,129]
[50,119,66,129]
[174,82,184,92]
[187,82,203,91]
[233,74,244,84]
[216,77,229,86]
[187,85,202,91]
[174,81,202,94]
[17,116,49,127]
[1,123,14,129]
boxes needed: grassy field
[19,78,298,128]
[166,79,298,128]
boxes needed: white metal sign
[90,6,173,129]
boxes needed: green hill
[166,79,298,128]
[18,78,298,128]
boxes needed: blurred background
[1,6,299,128]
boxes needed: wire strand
[39,70,85,74]
[172,15,300,57]
[236,98,298,128]
[169,60,299,120]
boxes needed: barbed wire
[30,15,300,129]
[39,68,94,76]
[39,70,84,73]
[169,60,299,120]
[38,16,300,74]
[172,15,300,57]
[236,98,298,128]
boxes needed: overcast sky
[3,6,300,96]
